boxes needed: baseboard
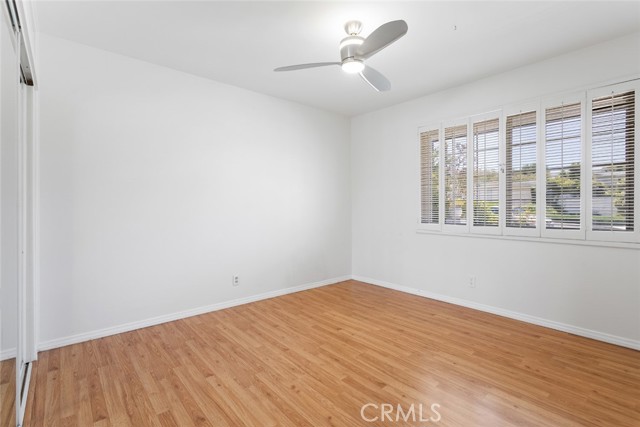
[38,275,351,352]
[33,274,640,353]
[0,347,16,361]
[352,275,640,351]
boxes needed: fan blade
[274,62,340,72]
[359,65,391,92]
[356,20,408,59]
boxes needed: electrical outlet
[469,276,476,288]
[232,275,239,286]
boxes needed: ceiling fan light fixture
[341,59,365,74]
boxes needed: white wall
[38,30,640,351]
[351,32,640,347]
[37,34,351,347]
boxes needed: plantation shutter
[472,118,500,227]
[420,129,440,224]
[591,90,635,232]
[545,102,582,230]
[506,111,537,228]
[444,124,468,225]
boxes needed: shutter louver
[591,90,635,232]
[472,118,500,227]
[506,111,537,228]
[445,124,468,225]
[420,129,440,224]
[545,102,582,230]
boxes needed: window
[444,124,468,226]
[420,128,440,225]
[416,78,639,245]
[544,101,583,234]
[505,110,537,231]
[589,87,636,239]
[472,117,500,228]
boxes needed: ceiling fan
[274,19,408,92]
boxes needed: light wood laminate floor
[0,358,16,427]
[22,280,640,426]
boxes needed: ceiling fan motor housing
[339,35,364,62]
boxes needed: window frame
[586,81,640,243]
[417,124,443,232]
[415,77,640,249]
[540,92,587,240]
[502,103,541,238]
[469,111,503,235]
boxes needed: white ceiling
[35,1,640,116]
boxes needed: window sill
[415,228,640,250]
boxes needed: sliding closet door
[1,0,36,422]
[15,31,35,425]
[0,3,20,426]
